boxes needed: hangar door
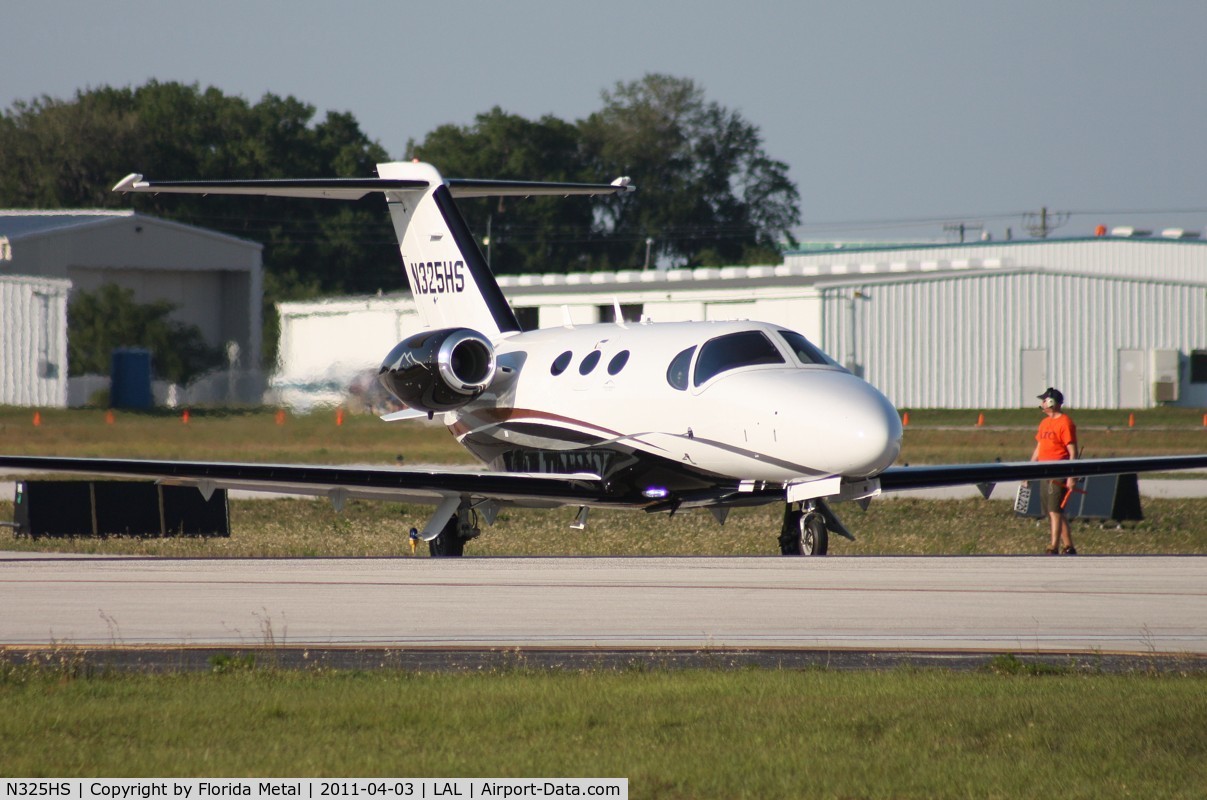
[1117,349,1145,408]
[1020,349,1047,405]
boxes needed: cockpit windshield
[694,331,785,386]
[777,330,837,366]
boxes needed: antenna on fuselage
[611,298,628,329]
[560,305,575,329]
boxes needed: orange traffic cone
[32,411,41,427]
[902,412,910,426]
[105,410,115,425]
[336,408,345,427]
[976,413,985,427]
[182,409,191,424]
[1128,413,1135,428]
[275,409,286,426]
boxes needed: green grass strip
[1,666,1204,798]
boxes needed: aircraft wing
[876,454,1207,495]
[0,455,617,510]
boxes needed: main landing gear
[427,505,481,557]
[779,498,851,556]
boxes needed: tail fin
[114,162,634,339]
[377,162,519,337]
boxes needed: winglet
[112,173,145,193]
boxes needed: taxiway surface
[1,553,1204,655]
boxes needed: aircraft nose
[785,370,900,477]
[830,375,902,476]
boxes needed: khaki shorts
[1039,480,1068,515]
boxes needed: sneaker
[1062,546,1077,555]
[1044,546,1058,555]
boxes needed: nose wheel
[779,503,830,556]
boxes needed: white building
[274,235,1207,410]
[0,210,264,406]
[0,274,71,407]
[273,294,420,411]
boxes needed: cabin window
[666,346,696,390]
[694,331,785,386]
[608,350,631,375]
[579,350,602,375]
[551,351,572,376]
[778,330,832,366]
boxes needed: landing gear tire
[428,516,466,557]
[799,512,829,556]
[779,505,829,556]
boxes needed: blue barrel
[110,348,153,409]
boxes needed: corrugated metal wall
[820,269,1207,409]
[1,275,71,407]
[820,270,1207,410]
[787,239,1207,283]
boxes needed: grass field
[1,664,1204,797]
[3,496,1207,558]
[3,408,1207,794]
[3,406,1207,465]
[2,406,1207,557]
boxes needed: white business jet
[3,161,1206,555]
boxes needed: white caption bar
[2,780,627,800]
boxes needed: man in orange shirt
[1030,387,1078,554]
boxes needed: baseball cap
[1037,387,1064,406]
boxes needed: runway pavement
[2,553,1204,656]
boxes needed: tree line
[1,75,800,379]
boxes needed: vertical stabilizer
[378,162,520,338]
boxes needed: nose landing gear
[779,498,851,556]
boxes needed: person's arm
[1064,434,1078,487]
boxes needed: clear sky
[5,0,1206,242]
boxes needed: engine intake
[378,328,496,413]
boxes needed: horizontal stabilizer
[445,177,633,198]
[112,173,635,201]
[113,173,428,200]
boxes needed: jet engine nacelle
[378,328,497,413]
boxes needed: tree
[408,108,598,274]
[406,75,800,272]
[0,82,402,362]
[68,284,224,385]
[579,74,800,268]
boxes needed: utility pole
[943,222,983,243]
[1023,206,1069,239]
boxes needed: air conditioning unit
[1151,349,1180,403]
[1153,380,1179,403]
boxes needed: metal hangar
[0,210,264,406]
[274,235,1207,410]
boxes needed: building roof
[0,209,261,252]
[0,210,135,239]
[785,234,1206,258]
